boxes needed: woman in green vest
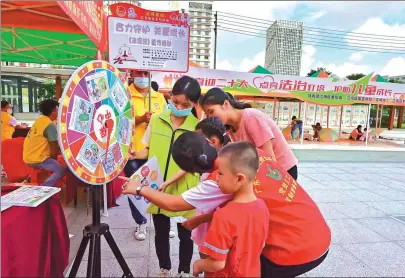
[131,76,201,277]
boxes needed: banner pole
[300,102,307,145]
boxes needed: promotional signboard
[152,67,405,106]
[108,3,190,72]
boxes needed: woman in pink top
[200,88,299,179]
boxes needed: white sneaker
[177,271,190,277]
[158,268,170,277]
[169,230,176,238]
[134,223,147,241]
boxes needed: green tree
[306,67,332,77]
[37,79,67,100]
[346,73,366,80]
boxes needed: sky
[141,1,405,77]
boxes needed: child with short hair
[193,142,269,277]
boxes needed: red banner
[58,1,106,50]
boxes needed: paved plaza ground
[65,162,405,277]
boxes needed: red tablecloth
[1,185,70,277]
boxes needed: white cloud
[239,51,265,72]
[304,11,326,22]
[217,60,233,71]
[214,1,298,21]
[300,45,317,76]
[381,57,405,76]
[315,61,371,78]
[346,17,405,51]
[349,52,364,62]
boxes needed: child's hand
[158,181,170,192]
[119,176,141,195]
[193,260,203,277]
[182,216,202,231]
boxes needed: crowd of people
[120,72,331,277]
[2,71,331,277]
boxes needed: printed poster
[76,136,102,174]
[118,116,131,146]
[128,156,163,217]
[109,82,128,112]
[101,142,124,175]
[1,185,61,207]
[68,96,94,134]
[85,71,109,104]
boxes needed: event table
[1,185,70,277]
[12,126,30,138]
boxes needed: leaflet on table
[1,185,61,207]
[1,205,12,212]
[129,156,163,217]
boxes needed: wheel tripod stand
[68,185,133,278]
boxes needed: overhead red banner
[57,1,106,50]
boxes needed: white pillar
[365,103,371,146]
[300,102,307,145]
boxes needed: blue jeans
[29,158,66,187]
[124,159,147,225]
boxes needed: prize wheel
[58,60,135,185]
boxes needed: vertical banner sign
[57,1,105,50]
[108,3,190,72]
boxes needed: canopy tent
[1,1,106,67]
[371,74,388,82]
[249,65,273,74]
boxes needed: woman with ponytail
[200,87,299,180]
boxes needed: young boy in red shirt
[193,142,269,277]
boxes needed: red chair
[1,137,31,183]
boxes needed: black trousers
[260,250,328,278]
[287,165,298,180]
[152,214,194,273]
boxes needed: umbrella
[319,128,338,142]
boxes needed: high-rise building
[170,1,215,68]
[265,20,303,76]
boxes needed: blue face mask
[134,77,149,89]
[168,100,192,117]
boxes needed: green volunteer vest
[146,109,200,218]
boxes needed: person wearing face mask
[130,75,201,277]
[1,100,25,141]
[126,70,169,241]
[23,99,66,187]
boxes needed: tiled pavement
[65,162,405,277]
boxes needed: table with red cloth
[1,185,70,277]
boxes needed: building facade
[265,20,303,76]
[170,1,215,68]
[382,75,405,83]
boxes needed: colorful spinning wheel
[58,60,135,185]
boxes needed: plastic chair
[1,138,31,182]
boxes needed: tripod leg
[95,235,102,278]
[87,234,97,278]
[104,230,133,277]
[69,235,90,278]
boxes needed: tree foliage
[346,73,366,80]
[306,67,332,77]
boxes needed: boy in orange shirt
[193,142,269,277]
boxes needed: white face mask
[134,77,150,89]
[7,108,12,114]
